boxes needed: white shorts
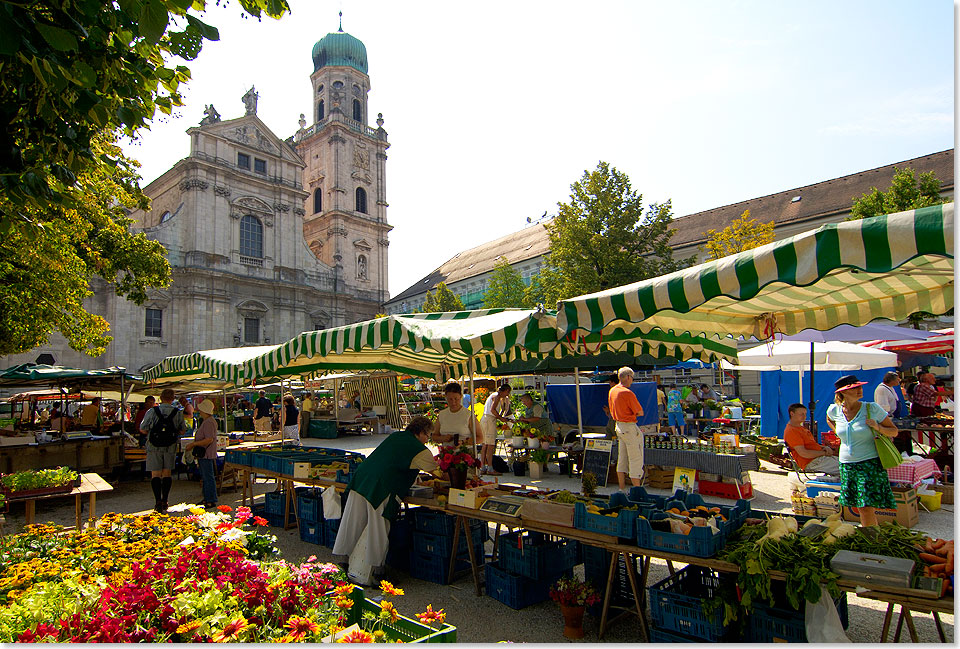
[614,421,644,480]
[479,416,498,445]
[254,416,272,432]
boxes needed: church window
[355,187,367,214]
[237,152,250,170]
[317,84,324,94]
[313,188,322,214]
[353,99,362,122]
[239,215,263,258]
[159,211,171,224]
[244,317,260,344]
[317,100,324,121]
[254,158,267,175]
[144,308,162,338]
[333,81,343,89]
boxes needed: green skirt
[838,457,896,509]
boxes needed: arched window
[355,187,367,214]
[239,215,263,258]
[313,188,322,214]
[317,100,324,121]
[353,99,362,122]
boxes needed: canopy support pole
[119,372,125,436]
[808,343,817,438]
[468,358,476,454]
[222,390,230,436]
[574,368,584,447]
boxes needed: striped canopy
[557,205,954,340]
[143,344,280,388]
[243,309,739,383]
[862,328,954,354]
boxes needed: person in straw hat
[185,399,219,508]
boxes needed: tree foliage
[850,166,950,220]
[702,209,775,260]
[0,0,289,356]
[483,258,527,309]
[539,161,691,305]
[0,136,171,356]
[422,283,464,312]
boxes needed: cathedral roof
[312,30,368,74]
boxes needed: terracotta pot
[560,604,585,639]
[540,439,551,449]
[447,464,468,490]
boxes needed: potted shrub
[510,421,530,448]
[529,449,549,479]
[549,575,601,638]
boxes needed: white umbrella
[729,340,899,372]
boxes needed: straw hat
[197,399,216,415]
[834,375,868,393]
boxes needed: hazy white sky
[122,0,954,297]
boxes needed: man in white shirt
[874,372,901,418]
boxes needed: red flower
[253,516,268,526]
[217,504,233,513]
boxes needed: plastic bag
[322,486,342,520]
[804,585,850,643]
[875,434,904,469]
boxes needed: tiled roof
[669,149,954,250]
[386,221,552,305]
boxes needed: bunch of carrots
[917,537,954,597]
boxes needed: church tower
[295,21,391,325]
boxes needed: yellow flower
[212,615,250,643]
[379,600,400,623]
[379,580,404,596]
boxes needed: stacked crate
[408,509,486,584]
[485,531,577,610]
[647,565,742,642]
[297,488,323,545]
[582,544,641,616]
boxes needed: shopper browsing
[783,403,839,476]
[608,367,645,492]
[478,384,511,476]
[826,375,899,527]
[184,399,219,508]
[666,384,684,436]
[139,388,187,513]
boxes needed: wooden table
[226,462,343,531]
[12,472,114,531]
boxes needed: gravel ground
[3,433,954,643]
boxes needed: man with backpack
[139,388,187,513]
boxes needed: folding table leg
[623,553,650,642]
[879,603,894,641]
[892,606,905,642]
[902,609,919,643]
[461,517,482,596]
[598,549,619,639]
[446,517,462,586]
[932,612,947,643]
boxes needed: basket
[483,561,572,610]
[224,448,252,466]
[697,480,754,500]
[648,566,731,641]
[410,508,484,536]
[411,527,485,559]
[323,518,341,549]
[264,491,285,515]
[496,531,577,580]
[582,544,641,616]
[648,628,701,643]
[636,514,726,558]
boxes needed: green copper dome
[312,30,368,74]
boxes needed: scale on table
[479,494,527,518]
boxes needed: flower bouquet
[549,575,601,608]
[435,445,478,489]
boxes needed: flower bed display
[1,467,78,499]
[0,505,453,643]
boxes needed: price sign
[479,497,523,517]
[582,438,613,489]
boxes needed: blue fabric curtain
[546,381,658,426]
[759,367,896,440]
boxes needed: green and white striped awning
[143,344,280,388]
[557,205,954,340]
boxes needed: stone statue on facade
[242,86,258,115]
[200,104,221,125]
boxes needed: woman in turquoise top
[826,375,899,527]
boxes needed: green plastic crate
[340,586,457,642]
[308,419,338,438]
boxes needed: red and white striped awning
[862,328,954,354]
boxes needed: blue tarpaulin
[546,382,658,427]
[760,367,901,439]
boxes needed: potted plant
[434,445,478,490]
[510,421,530,448]
[529,449,549,479]
[549,575,601,639]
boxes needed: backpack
[149,406,179,448]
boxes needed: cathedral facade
[2,28,390,373]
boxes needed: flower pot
[510,436,526,448]
[527,437,539,448]
[540,439,551,449]
[446,464,468,490]
[512,460,526,477]
[529,462,544,479]
[560,604,585,639]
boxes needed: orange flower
[379,580,404,596]
[379,600,400,623]
[338,629,375,642]
[416,605,446,626]
[285,615,320,639]
[334,596,354,610]
[333,583,355,596]
[212,615,250,642]
[217,505,233,513]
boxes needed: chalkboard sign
[582,438,613,489]
[479,497,523,517]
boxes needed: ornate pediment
[353,238,372,251]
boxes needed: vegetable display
[1,468,78,493]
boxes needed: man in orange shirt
[608,366,645,492]
[783,403,839,475]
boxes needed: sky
[122,0,955,298]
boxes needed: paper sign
[672,467,697,494]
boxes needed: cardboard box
[293,462,313,479]
[521,500,575,527]
[843,486,919,528]
[448,486,489,509]
[644,465,676,489]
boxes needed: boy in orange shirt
[783,403,839,475]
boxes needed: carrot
[930,564,947,575]
[923,566,933,577]
[941,579,950,598]
[919,552,947,564]
[926,538,936,553]
[933,539,947,550]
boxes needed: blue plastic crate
[648,628,700,643]
[582,544,640,615]
[497,532,577,580]
[410,508,484,536]
[297,494,321,523]
[323,517,341,549]
[250,452,273,471]
[648,566,731,641]
[225,448,251,466]
[636,513,727,558]
[386,517,412,571]
[299,520,323,545]
[573,501,640,541]
[412,526,485,559]
[483,562,572,610]
[264,511,292,528]
[264,491,285,515]
[409,550,474,585]
[748,588,848,642]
